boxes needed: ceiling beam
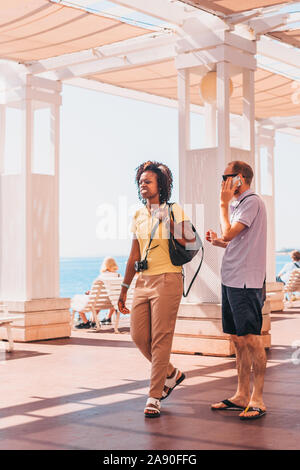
[248,13,288,35]
[279,11,300,27]
[277,127,300,140]
[50,42,176,80]
[257,35,300,70]
[240,11,300,36]
[176,29,256,55]
[176,44,256,71]
[26,32,176,75]
[109,0,191,26]
[259,115,300,129]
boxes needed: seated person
[73,257,121,329]
[276,250,300,284]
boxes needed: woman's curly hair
[135,161,173,205]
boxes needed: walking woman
[118,161,195,418]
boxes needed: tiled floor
[0,307,300,450]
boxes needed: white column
[217,61,231,169]
[52,101,61,299]
[176,38,257,304]
[255,126,276,282]
[177,68,190,204]
[0,62,70,342]
[242,69,255,169]
[204,102,217,147]
[0,74,62,301]
[0,105,5,174]
[25,96,34,300]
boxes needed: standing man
[206,160,267,420]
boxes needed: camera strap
[142,219,161,262]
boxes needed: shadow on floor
[0,348,49,361]
[29,332,134,349]
[0,343,299,450]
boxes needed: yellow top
[131,203,190,275]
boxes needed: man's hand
[220,177,240,206]
[206,229,228,248]
[206,230,218,244]
[219,179,248,242]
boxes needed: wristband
[121,282,130,289]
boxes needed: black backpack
[167,203,204,297]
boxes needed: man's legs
[230,333,267,411]
[212,284,267,415]
[211,335,250,409]
[212,333,267,413]
[240,334,267,417]
[231,335,251,405]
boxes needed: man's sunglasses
[222,173,238,181]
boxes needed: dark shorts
[222,284,264,337]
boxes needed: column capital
[0,66,62,107]
[256,124,276,137]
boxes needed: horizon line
[60,250,298,259]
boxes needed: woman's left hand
[118,292,130,314]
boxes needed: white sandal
[161,369,185,401]
[144,397,161,418]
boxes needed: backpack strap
[182,247,204,298]
[167,203,204,298]
[233,193,258,212]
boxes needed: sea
[60,254,291,300]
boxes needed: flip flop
[211,399,245,411]
[239,407,266,420]
[161,369,185,401]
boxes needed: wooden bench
[284,269,300,307]
[0,311,19,352]
[71,277,136,333]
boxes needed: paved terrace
[0,306,300,451]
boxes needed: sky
[59,83,300,257]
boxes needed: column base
[172,301,271,357]
[0,298,71,342]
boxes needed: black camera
[134,260,148,272]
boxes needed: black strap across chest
[231,193,258,216]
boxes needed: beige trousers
[130,272,183,398]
